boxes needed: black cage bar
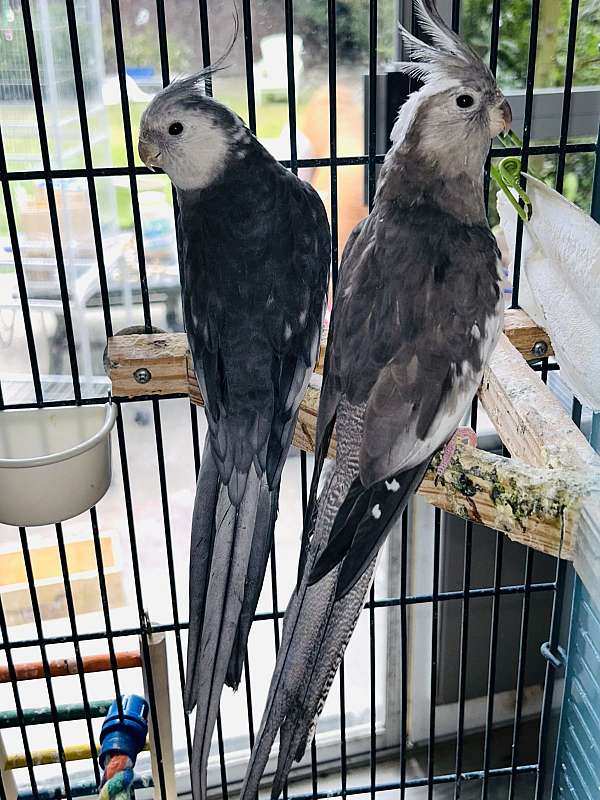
[0,0,597,799]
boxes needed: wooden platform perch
[107,308,600,568]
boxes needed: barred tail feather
[240,459,429,800]
[184,436,221,713]
[268,560,376,800]
[226,487,280,689]
[239,465,343,800]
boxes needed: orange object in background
[301,83,368,260]
[0,650,141,683]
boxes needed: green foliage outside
[461,0,599,89]
[292,0,396,61]
[463,0,599,215]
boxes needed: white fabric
[498,175,600,411]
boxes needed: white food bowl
[0,403,118,527]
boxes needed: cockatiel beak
[499,98,512,132]
[489,97,513,138]
[138,139,161,171]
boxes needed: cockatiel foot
[437,427,478,476]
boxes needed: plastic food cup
[0,403,118,527]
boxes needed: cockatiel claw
[437,426,478,476]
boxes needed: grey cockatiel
[240,3,511,797]
[138,63,330,800]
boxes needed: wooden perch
[421,446,594,560]
[480,333,597,472]
[501,307,554,360]
[479,332,600,568]
[107,307,550,399]
[106,309,600,561]
[108,329,328,400]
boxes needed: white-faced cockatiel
[138,65,331,799]
[239,2,511,797]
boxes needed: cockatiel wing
[181,174,330,497]
[322,204,502,481]
[264,179,332,483]
[182,169,330,684]
[310,204,502,597]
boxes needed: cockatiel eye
[456,94,475,108]
[168,121,183,135]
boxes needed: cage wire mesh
[0,0,597,798]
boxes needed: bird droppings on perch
[479,332,600,599]
[420,444,596,559]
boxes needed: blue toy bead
[99,695,149,768]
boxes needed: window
[0,0,591,796]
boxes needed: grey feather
[240,399,369,800]
[227,487,279,687]
[184,438,221,712]
[191,467,269,800]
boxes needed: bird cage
[0,0,599,799]
[0,0,119,396]
[0,0,108,172]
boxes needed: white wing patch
[366,302,504,482]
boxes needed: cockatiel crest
[398,0,495,85]
[138,20,254,191]
[387,0,511,176]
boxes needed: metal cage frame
[0,0,598,798]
